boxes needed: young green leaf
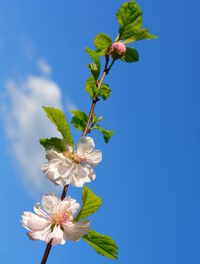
[74,186,102,222]
[121,46,139,63]
[88,63,100,80]
[91,112,97,126]
[40,137,66,152]
[85,48,101,71]
[98,83,111,100]
[85,48,101,79]
[83,230,118,260]
[85,75,97,99]
[94,33,113,56]
[42,107,74,149]
[96,115,103,123]
[93,125,114,143]
[91,113,103,126]
[71,110,88,131]
[116,0,157,44]
[85,75,111,101]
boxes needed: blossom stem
[40,54,111,264]
[41,240,52,264]
[61,184,69,200]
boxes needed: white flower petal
[33,203,48,218]
[57,161,72,178]
[21,212,50,231]
[84,150,102,167]
[77,137,95,156]
[42,193,60,214]
[27,224,51,242]
[46,225,66,245]
[71,164,96,187]
[42,160,72,186]
[63,220,90,242]
[45,147,65,161]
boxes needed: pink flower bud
[110,42,126,59]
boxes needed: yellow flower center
[63,151,86,164]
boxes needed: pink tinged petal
[21,212,51,232]
[27,224,52,242]
[61,197,80,216]
[63,220,90,242]
[46,225,66,245]
[84,150,102,167]
[33,203,48,218]
[42,193,60,215]
[45,147,65,161]
[77,137,95,156]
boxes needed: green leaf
[40,137,66,152]
[116,0,157,44]
[96,115,103,123]
[74,186,102,222]
[85,48,101,71]
[121,47,139,63]
[88,63,100,80]
[91,112,97,126]
[71,110,88,131]
[94,33,113,56]
[42,107,74,149]
[93,125,114,143]
[83,230,118,260]
[85,75,97,99]
[98,83,111,100]
[91,113,103,126]
[123,29,157,44]
[85,75,111,101]
[85,48,101,80]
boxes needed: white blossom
[42,137,102,187]
[21,193,90,245]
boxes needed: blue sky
[0,0,200,263]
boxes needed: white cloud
[37,59,52,75]
[3,75,63,196]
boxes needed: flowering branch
[21,1,157,263]
[41,55,112,263]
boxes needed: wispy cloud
[2,73,63,196]
[37,59,52,75]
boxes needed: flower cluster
[22,137,102,245]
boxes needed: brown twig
[41,240,52,264]
[61,184,69,201]
[40,54,111,264]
